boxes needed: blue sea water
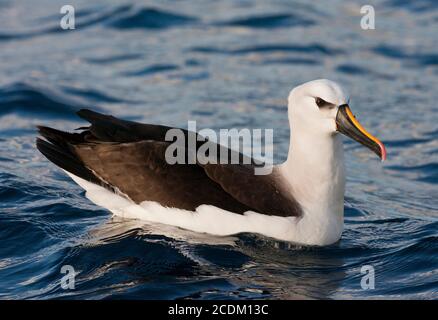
[0,0,437,299]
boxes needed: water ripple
[216,13,315,28]
[373,45,438,67]
[123,64,180,77]
[108,7,198,30]
[190,43,343,55]
[0,83,87,119]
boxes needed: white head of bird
[288,79,347,135]
[278,79,386,245]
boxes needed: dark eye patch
[315,97,334,109]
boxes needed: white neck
[277,116,346,245]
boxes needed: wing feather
[38,109,302,217]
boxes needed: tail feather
[36,137,99,183]
[37,110,128,186]
[36,125,105,186]
[76,109,133,142]
[76,108,172,142]
[37,125,84,146]
[76,108,115,123]
[37,109,171,185]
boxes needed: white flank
[66,171,342,246]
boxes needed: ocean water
[0,0,437,299]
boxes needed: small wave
[0,173,69,206]
[194,245,250,268]
[123,64,180,77]
[335,63,395,80]
[169,71,210,82]
[384,137,431,148]
[36,5,107,23]
[0,82,89,118]
[425,128,438,137]
[0,33,30,41]
[108,7,197,30]
[260,57,320,65]
[85,53,143,65]
[385,0,438,12]
[37,233,202,298]
[49,4,133,32]
[381,236,437,268]
[373,45,438,67]
[190,43,343,55]
[336,64,369,75]
[0,5,133,42]
[387,163,437,172]
[185,58,204,67]
[216,13,314,29]
[60,86,125,103]
[0,217,53,257]
[0,186,30,203]
[0,5,196,42]
[386,163,438,184]
[365,217,409,224]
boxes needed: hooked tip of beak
[336,104,387,162]
[378,140,387,162]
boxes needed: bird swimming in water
[36,79,386,246]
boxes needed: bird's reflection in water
[85,216,346,299]
[234,235,346,299]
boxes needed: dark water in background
[0,0,437,299]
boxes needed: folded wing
[36,109,302,217]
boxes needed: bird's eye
[315,97,328,108]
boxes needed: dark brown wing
[37,109,302,217]
[72,140,253,213]
[201,164,302,217]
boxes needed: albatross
[36,79,386,246]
